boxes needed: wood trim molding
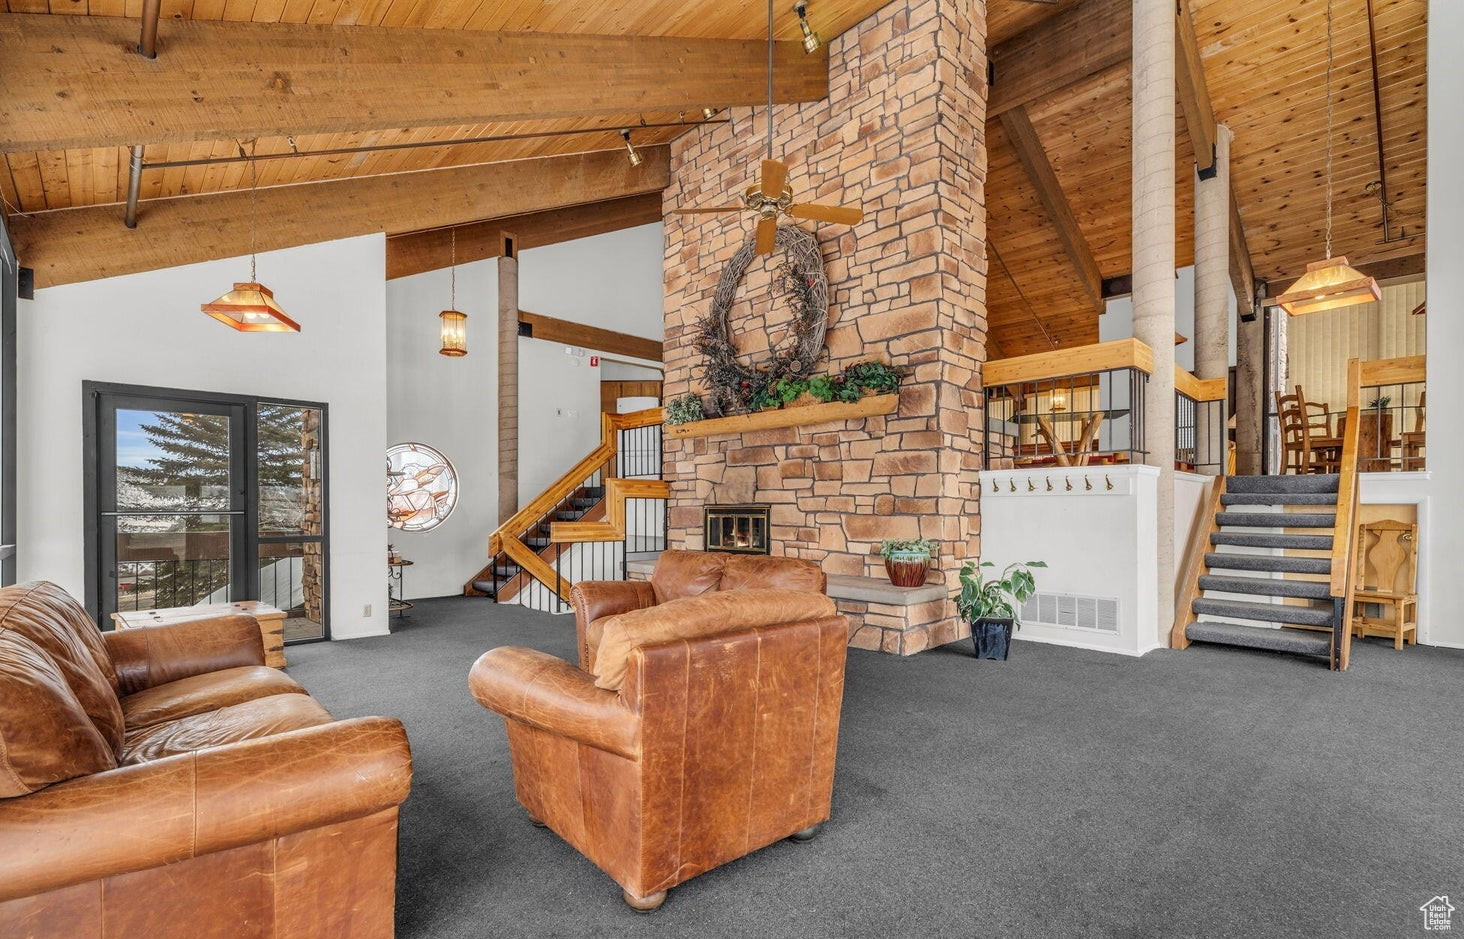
[519,311,662,363]
[0,14,829,152]
[1174,367,1227,402]
[983,338,1155,386]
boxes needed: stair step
[492,566,519,578]
[470,579,501,595]
[1197,575,1334,600]
[1192,597,1336,627]
[1204,552,1334,575]
[1211,531,1334,550]
[1221,492,1338,506]
[1184,621,1332,657]
[1216,511,1336,529]
[572,498,599,509]
[525,537,551,549]
[582,487,605,498]
[554,511,583,521]
[1226,474,1339,494]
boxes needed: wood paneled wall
[1286,280,1427,409]
[601,381,662,413]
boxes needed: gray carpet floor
[287,598,1464,939]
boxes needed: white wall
[979,466,1162,656]
[1103,265,1239,372]
[1424,0,1462,648]
[18,234,390,639]
[384,223,666,599]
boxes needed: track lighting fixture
[621,129,643,168]
[702,107,719,120]
[794,1,820,53]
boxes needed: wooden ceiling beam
[1176,0,1218,176]
[999,106,1105,314]
[10,147,670,289]
[0,14,828,153]
[519,311,662,363]
[386,194,664,280]
[987,0,1131,119]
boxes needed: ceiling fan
[671,0,864,255]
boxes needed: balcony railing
[1354,355,1426,472]
[1175,369,1228,474]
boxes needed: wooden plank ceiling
[0,0,1430,349]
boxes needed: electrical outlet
[363,603,372,617]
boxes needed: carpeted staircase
[467,485,606,599]
[1180,474,1345,664]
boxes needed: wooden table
[1019,409,1130,467]
[111,600,286,668]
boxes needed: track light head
[794,1,820,53]
[702,107,719,120]
[621,129,643,168]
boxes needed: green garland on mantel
[666,360,906,426]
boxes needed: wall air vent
[1020,592,1120,633]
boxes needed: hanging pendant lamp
[1277,0,1381,317]
[439,228,467,357]
[201,140,301,332]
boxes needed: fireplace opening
[704,504,771,555]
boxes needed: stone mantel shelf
[624,556,947,607]
[664,394,899,439]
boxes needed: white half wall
[18,234,390,639]
[1425,0,1462,649]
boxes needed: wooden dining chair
[1351,519,1419,649]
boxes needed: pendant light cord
[1324,0,1335,259]
[449,228,457,308]
[249,139,258,282]
[766,0,774,161]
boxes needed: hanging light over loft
[201,140,301,332]
[1277,0,1381,316]
[621,129,643,167]
[439,228,467,357]
[794,0,821,53]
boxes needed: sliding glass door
[85,384,328,641]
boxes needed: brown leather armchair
[470,553,845,912]
[0,582,413,939]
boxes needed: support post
[1132,0,1177,644]
[1193,124,1232,475]
[1235,311,1263,475]
[498,234,520,524]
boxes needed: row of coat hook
[1002,475,1115,493]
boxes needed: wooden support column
[498,235,519,524]
[1193,124,1232,475]
[1235,311,1264,476]
[1132,0,1178,645]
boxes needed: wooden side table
[111,600,287,669]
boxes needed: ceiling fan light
[794,1,820,53]
[1276,256,1382,316]
[621,129,643,167]
[201,282,301,332]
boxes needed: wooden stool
[1351,519,1419,650]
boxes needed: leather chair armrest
[469,647,639,760]
[105,614,266,695]
[570,580,655,667]
[0,716,411,903]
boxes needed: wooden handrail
[486,407,663,556]
[1359,354,1425,387]
[550,478,671,542]
[984,338,1155,386]
[1330,359,1363,598]
[1171,474,1227,649]
[1174,367,1226,402]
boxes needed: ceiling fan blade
[788,203,864,225]
[755,216,778,255]
[670,206,744,214]
[760,159,788,199]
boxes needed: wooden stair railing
[1326,358,1364,671]
[1170,473,1227,650]
[465,407,666,602]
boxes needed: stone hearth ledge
[624,555,956,655]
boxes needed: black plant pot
[971,618,1014,660]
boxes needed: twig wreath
[694,225,830,416]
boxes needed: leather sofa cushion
[720,555,827,594]
[121,693,334,765]
[0,582,125,756]
[649,550,726,604]
[0,632,117,796]
[591,589,838,691]
[121,665,306,729]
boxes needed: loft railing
[982,339,1151,469]
[1351,354,1426,472]
[1174,368,1228,474]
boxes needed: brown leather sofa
[470,551,845,912]
[0,581,412,939]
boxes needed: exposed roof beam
[10,147,670,289]
[999,106,1105,314]
[987,0,1130,119]
[519,311,662,363]
[1175,0,1218,176]
[0,14,827,152]
[1229,195,1256,313]
[387,194,664,280]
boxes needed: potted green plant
[954,560,1047,660]
[879,539,936,587]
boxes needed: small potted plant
[954,560,1046,660]
[879,539,936,587]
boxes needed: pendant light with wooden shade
[1277,0,1381,317]
[439,229,468,357]
[201,141,301,332]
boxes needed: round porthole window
[386,442,459,532]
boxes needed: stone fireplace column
[1193,124,1232,475]
[1131,0,1178,643]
